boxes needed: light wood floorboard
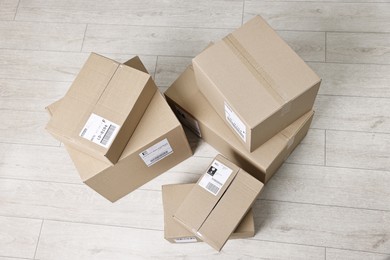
[326,248,390,260]
[15,0,244,28]
[0,216,42,259]
[244,2,390,32]
[34,220,325,260]
[326,130,390,171]
[0,0,389,258]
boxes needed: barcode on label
[79,113,120,148]
[227,117,245,139]
[224,102,246,142]
[205,182,220,195]
[174,237,197,243]
[100,125,116,146]
[149,150,169,164]
[139,138,173,167]
[198,159,233,196]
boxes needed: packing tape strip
[223,34,286,105]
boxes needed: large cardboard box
[47,91,193,202]
[46,53,157,164]
[165,66,313,183]
[193,15,321,152]
[162,183,255,243]
[173,155,263,251]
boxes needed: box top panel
[162,183,255,240]
[193,15,320,126]
[46,53,154,162]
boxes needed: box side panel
[105,78,157,163]
[173,155,239,232]
[84,125,192,202]
[264,111,314,183]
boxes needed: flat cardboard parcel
[173,155,263,251]
[162,183,255,243]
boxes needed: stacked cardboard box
[46,54,193,202]
[162,15,320,251]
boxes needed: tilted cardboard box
[165,66,313,183]
[47,91,192,202]
[173,155,263,251]
[46,53,157,164]
[193,15,321,152]
[162,183,255,243]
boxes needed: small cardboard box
[193,15,321,152]
[47,91,192,202]
[162,183,255,243]
[46,53,157,164]
[165,66,313,183]
[173,155,263,251]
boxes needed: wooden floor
[0,0,390,259]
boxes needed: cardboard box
[46,53,157,164]
[47,91,193,202]
[162,183,255,243]
[193,15,321,152]
[165,66,313,183]
[173,155,263,251]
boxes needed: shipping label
[139,138,173,167]
[224,101,246,142]
[174,237,197,243]
[79,113,120,148]
[198,159,233,196]
[174,104,202,137]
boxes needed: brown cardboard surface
[46,53,157,164]
[173,155,263,251]
[47,91,192,202]
[162,183,254,243]
[165,66,313,183]
[192,15,320,152]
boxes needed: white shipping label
[174,237,198,243]
[174,105,202,137]
[224,101,247,142]
[198,159,233,196]
[79,113,120,148]
[139,138,173,167]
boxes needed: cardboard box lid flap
[194,43,281,126]
[197,170,263,250]
[229,15,321,99]
[163,183,255,241]
[123,56,148,74]
[174,155,240,231]
[65,53,120,104]
[45,100,62,117]
[97,64,151,116]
